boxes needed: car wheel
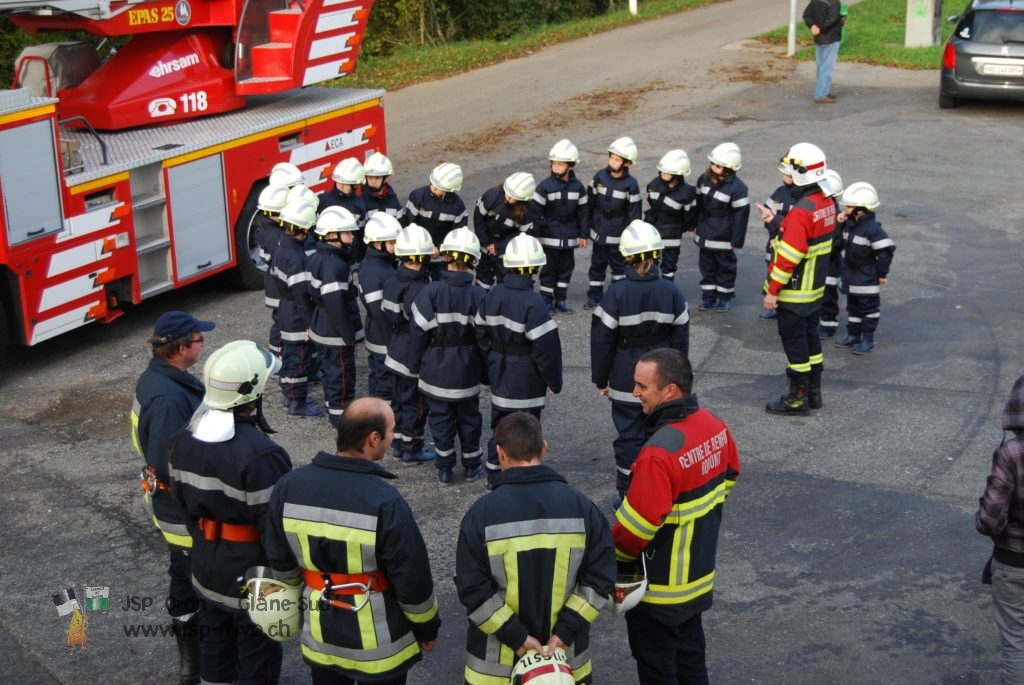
[939,92,958,109]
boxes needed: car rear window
[958,10,1024,42]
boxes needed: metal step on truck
[0,0,385,363]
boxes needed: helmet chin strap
[254,396,276,435]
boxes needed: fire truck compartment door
[0,119,63,246]
[167,154,230,281]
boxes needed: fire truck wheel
[228,181,269,290]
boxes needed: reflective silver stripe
[279,375,308,384]
[384,356,415,378]
[662,238,681,247]
[280,330,308,342]
[491,394,546,410]
[437,211,465,223]
[411,304,435,330]
[283,504,376,532]
[466,651,511,679]
[437,312,474,325]
[264,296,280,307]
[320,281,348,295]
[618,311,680,326]
[434,445,456,458]
[463,447,482,459]
[592,306,618,329]
[661,196,685,211]
[363,290,384,303]
[711,190,732,203]
[617,464,632,476]
[865,312,881,319]
[286,271,310,286]
[608,387,639,403]
[381,299,403,314]
[824,276,839,286]
[732,196,750,208]
[848,316,862,324]
[851,235,871,247]
[192,575,246,611]
[170,468,275,506]
[715,286,735,294]
[365,341,387,355]
[572,584,609,612]
[400,593,438,620]
[872,238,895,249]
[309,331,361,347]
[848,284,881,295]
[485,517,585,539]
[480,314,524,333]
[300,625,416,662]
[702,239,732,250]
[525,319,557,341]
[611,274,625,281]
[418,378,480,400]
[556,281,569,289]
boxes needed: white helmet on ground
[363,152,394,177]
[608,136,638,164]
[203,340,280,410]
[244,566,301,643]
[820,169,844,198]
[619,220,664,258]
[440,227,481,262]
[708,142,742,171]
[315,206,359,237]
[258,184,289,214]
[269,162,302,188]
[840,181,880,210]
[503,172,537,202]
[430,162,463,193]
[781,142,827,187]
[364,212,402,243]
[612,554,649,616]
[509,648,574,685]
[548,139,580,164]
[286,184,318,208]
[332,157,366,185]
[657,149,691,177]
[503,234,546,268]
[280,200,317,231]
[394,224,435,257]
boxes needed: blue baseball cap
[152,311,216,343]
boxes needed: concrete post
[905,0,941,48]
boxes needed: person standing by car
[803,0,845,104]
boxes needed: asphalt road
[2,0,1023,683]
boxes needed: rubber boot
[766,375,810,416]
[172,618,200,685]
[835,333,861,348]
[808,366,823,410]
[853,331,875,355]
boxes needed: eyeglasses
[186,336,205,346]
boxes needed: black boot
[808,366,823,410]
[766,375,810,416]
[835,332,862,348]
[172,617,200,685]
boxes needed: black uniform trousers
[540,247,575,304]
[660,246,682,281]
[311,665,406,685]
[626,611,709,685]
[776,307,823,378]
[166,544,199,620]
[425,395,482,470]
[698,248,737,304]
[267,309,282,355]
[393,375,429,456]
[366,350,394,401]
[845,292,881,335]
[316,343,356,423]
[820,284,841,331]
[197,603,282,685]
[611,399,646,497]
[486,406,543,487]
[588,242,625,300]
[280,339,316,404]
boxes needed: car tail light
[942,42,956,70]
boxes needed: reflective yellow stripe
[768,266,793,286]
[777,286,825,303]
[664,482,730,525]
[615,498,658,541]
[573,658,593,683]
[465,668,508,685]
[642,570,715,605]
[130,410,143,457]
[565,593,600,623]
[487,533,587,555]
[478,603,515,635]
[551,546,570,629]
[151,513,192,548]
[309,589,325,643]
[301,638,420,675]
[358,591,377,650]
[776,240,805,262]
[788,360,812,373]
[404,596,438,624]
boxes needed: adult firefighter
[613,348,740,684]
[762,142,836,415]
[455,412,616,684]
[168,340,293,685]
[264,396,441,685]
[130,310,215,685]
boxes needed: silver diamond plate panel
[0,88,57,117]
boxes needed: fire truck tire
[229,181,269,290]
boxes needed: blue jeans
[993,558,1024,684]
[815,41,840,99]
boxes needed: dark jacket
[265,452,440,680]
[587,167,642,244]
[803,0,844,45]
[474,186,535,255]
[533,171,588,249]
[403,185,468,246]
[456,464,615,682]
[977,376,1024,563]
[840,211,895,293]
[358,246,398,356]
[272,234,315,337]
[363,181,404,222]
[695,171,750,250]
[645,176,698,243]
[308,241,364,348]
[255,212,284,308]
[318,187,368,261]
[382,265,432,378]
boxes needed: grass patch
[758,0,955,70]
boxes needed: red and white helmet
[509,648,574,685]
[781,142,827,187]
[612,553,648,616]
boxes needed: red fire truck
[0,0,385,362]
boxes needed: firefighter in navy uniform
[816,170,845,337]
[456,412,616,684]
[362,152,405,222]
[308,206,365,428]
[404,162,468,279]
[585,136,642,310]
[409,227,487,485]
[613,348,740,684]
[476,234,563,491]
[264,397,441,685]
[272,199,324,416]
[131,310,215,685]
[168,340,292,685]
[644,149,698,283]
[318,157,369,262]
[694,142,750,313]
[533,139,588,315]
[358,212,402,401]
[255,184,289,355]
[591,221,690,500]
[763,142,836,415]
[474,171,537,291]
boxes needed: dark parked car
[940,0,1024,108]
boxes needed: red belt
[304,569,391,612]
[197,517,261,543]
[140,466,170,494]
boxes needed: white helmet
[781,142,827,187]
[819,169,844,198]
[503,172,537,202]
[608,136,638,164]
[257,184,289,214]
[203,340,280,410]
[363,152,394,177]
[269,162,303,188]
[509,648,574,685]
[548,139,580,164]
[503,234,546,268]
[840,181,880,210]
[280,200,317,231]
[286,184,318,208]
[244,566,301,643]
[332,157,366,185]
[657,149,691,177]
[440,226,481,261]
[612,554,648,616]
[394,224,435,257]
[430,162,463,193]
[363,212,402,243]
[315,206,359,237]
[619,219,664,258]
[708,142,741,171]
